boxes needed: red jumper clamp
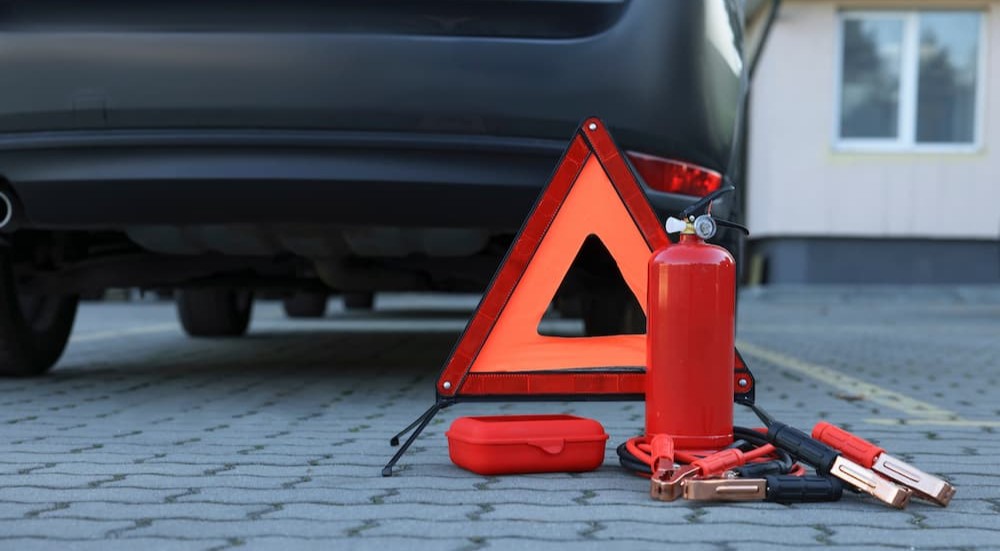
[813,421,955,506]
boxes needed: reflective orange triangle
[437,118,669,399]
[471,155,650,372]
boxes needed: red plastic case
[446,414,608,475]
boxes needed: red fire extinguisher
[646,186,746,450]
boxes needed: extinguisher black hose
[679,185,735,219]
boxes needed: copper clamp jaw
[650,465,701,501]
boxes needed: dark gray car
[0,0,749,375]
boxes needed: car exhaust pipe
[0,191,13,230]
[0,189,20,232]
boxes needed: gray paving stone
[365,519,591,540]
[44,502,265,521]
[173,487,401,505]
[483,503,695,524]
[728,546,902,551]
[0,473,107,489]
[0,291,995,549]
[592,521,824,544]
[829,527,1000,547]
[0,502,51,520]
[0,519,135,538]
[128,519,359,538]
[0,488,178,503]
[480,541,721,551]
[297,476,484,491]
[29,462,214,476]
[917,510,1000,529]
[100,475,300,490]
[699,504,918,528]
[237,536,478,551]
[266,503,481,522]
[0,538,231,551]
[380,488,588,506]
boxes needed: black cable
[742,402,776,427]
[616,442,651,475]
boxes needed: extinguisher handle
[715,219,750,236]
[679,184,735,219]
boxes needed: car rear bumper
[0,129,715,230]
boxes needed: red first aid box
[446,414,608,475]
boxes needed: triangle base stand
[382,399,453,477]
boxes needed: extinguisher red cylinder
[646,233,735,449]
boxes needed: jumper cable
[682,474,843,503]
[745,404,911,509]
[812,421,955,506]
[618,427,820,502]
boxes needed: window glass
[840,18,903,139]
[916,13,980,143]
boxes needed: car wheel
[553,294,583,319]
[177,288,252,337]
[581,291,645,336]
[0,253,78,376]
[283,291,328,319]
[343,291,374,311]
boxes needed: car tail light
[626,152,723,197]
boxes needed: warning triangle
[436,118,668,399]
[383,118,758,476]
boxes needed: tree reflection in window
[916,13,979,143]
[840,18,903,139]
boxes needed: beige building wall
[748,0,1000,240]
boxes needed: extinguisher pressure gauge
[694,215,717,240]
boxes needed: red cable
[624,433,803,478]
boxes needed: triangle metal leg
[389,405,436,447]
[382,402,445,477]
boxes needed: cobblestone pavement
[0,287,998,550]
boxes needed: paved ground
[0,287,998,550]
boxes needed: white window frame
[834,10,987,154]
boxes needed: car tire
[0,253,78,376]
[283,292,328,319]
[343,291,374,311]
[581,291,645,336]
[177,288,253,337]
[553,294,583,319]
